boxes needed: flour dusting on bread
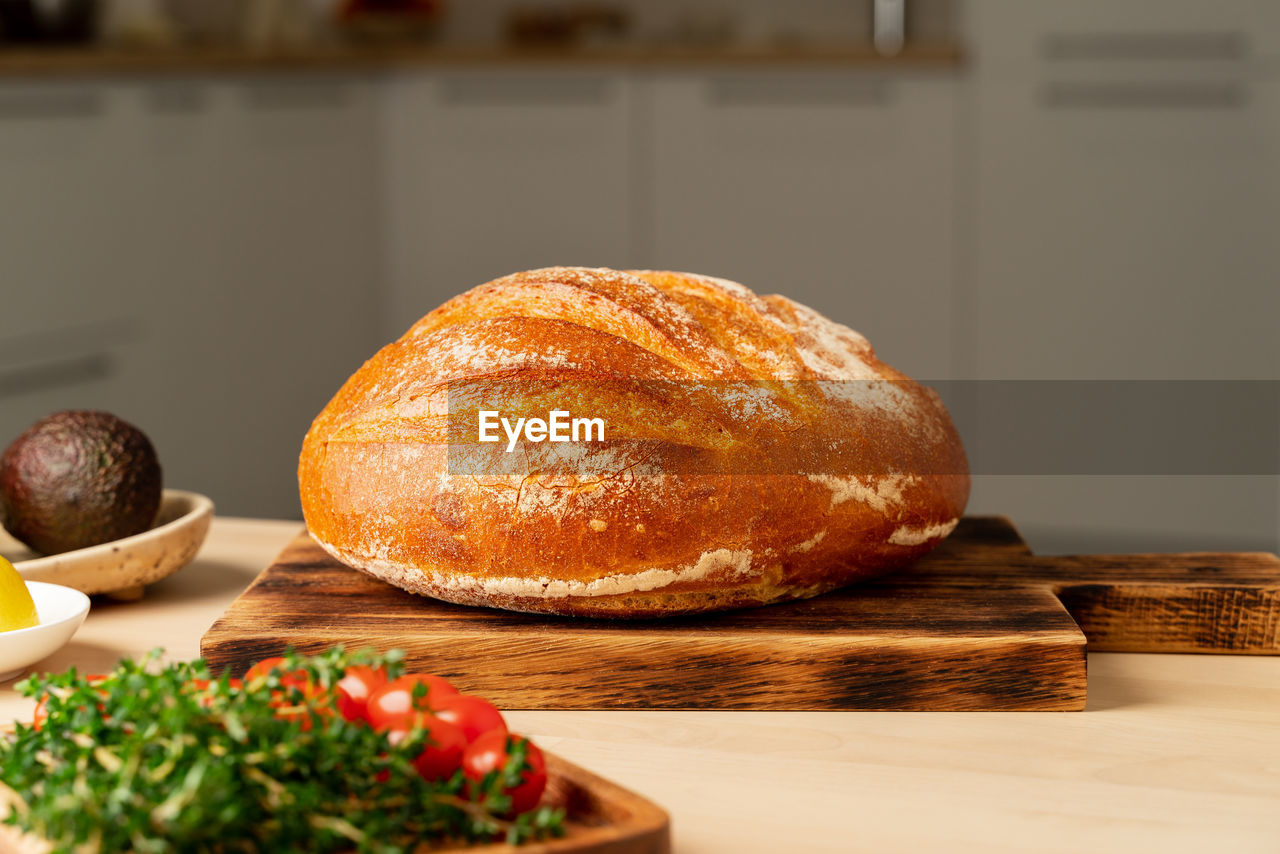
[807,473,917,513]
[889,518,960,546]
[316,535,755,600]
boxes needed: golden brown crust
[299,267,969,618]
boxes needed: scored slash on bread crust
[298,267,969,618]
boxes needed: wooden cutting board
[200,516,1280,711]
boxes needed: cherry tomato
[186,678,242,709]
[31,674,110,731]
[462,732,547,815]
[365,674,459,730]
[432,694,507,744]
[269,679,334,731]
[244,657,331,727]
[335,665,388,724]
[385,715,467,781]
[244,657,308,687]
[187,678,213,707]
[244,656,285,680]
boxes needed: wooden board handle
[1044,554,1280,654]
[910,519,1280,654]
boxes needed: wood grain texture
[202,517,1083,711]
[199,516,1279,710]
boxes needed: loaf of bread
[299,267,969,617]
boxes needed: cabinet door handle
[0,318,139,372]
[243,83,347,110]
[145,84,207,115]
[439,75,614,106]
[1043,32,1246,61]
[0,353,112,399]
[0,88,102,120]
[707,75,890,108]
[1041,80,1245,109]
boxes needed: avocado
[0,410,163,555]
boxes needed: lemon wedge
[0,555,38,633]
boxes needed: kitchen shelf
[0,42,964,78]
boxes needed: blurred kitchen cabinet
[171,75,382,519]
[0,81,158,483]
[646,72,958,379]
[961,0,1280,551]
[0,76,382,519]
[965,0,1280,379]
[966,0,1280,69]
[380,70,635,338]
[0,83,140,354]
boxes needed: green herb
[0,648,565,853]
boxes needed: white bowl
[0,581,90,682]
[4,490,214,599]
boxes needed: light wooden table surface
[4,516,1278,853]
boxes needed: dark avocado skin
[0,410,162,555]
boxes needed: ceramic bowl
[0,582,90,682]
[4,490,214,599]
